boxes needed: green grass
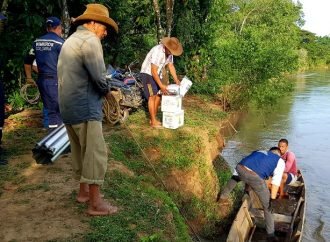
[101,127,194,241]
[101,105,230,240]
[153,130,205,169]
[0,119,45,195]
[0,160,32,195]
[185,106,227,128]
[17,182,50,192]
[2,126,45,157]
[85,172,190,242]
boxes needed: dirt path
[0,154,90,241]
[0,110,90,242]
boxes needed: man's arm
[82,38,110,96]
[151,64,168,95]
[24,48,36,83]
[167,62,180,85]
[24,64,33,79]
[271,158,285,199]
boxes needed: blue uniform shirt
[239,150,280,179]
[33,32,64,75]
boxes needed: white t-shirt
[271,158,285,186]
[140,44,173,77]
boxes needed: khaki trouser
[65,121,107,185]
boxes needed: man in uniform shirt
[27,17,64,129]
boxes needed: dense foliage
[0,0,329,109]
[299,30,330,68]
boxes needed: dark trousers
[37,77,62,127]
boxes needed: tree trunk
[239,8,256,35]
[165,0,174,37]
[60,0,71,39]
[152,0,164,42]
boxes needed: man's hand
[26,78,35,85]
[160,84,168,95]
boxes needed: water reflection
[221,70,330,241]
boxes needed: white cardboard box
[161,95,182,112]
[180,76,192,97]
[167,84,180,95]
[162,110,184,129]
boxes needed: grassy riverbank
[0,95,243,241]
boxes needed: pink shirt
[281,151,297,175]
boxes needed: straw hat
[160,37,183,56]
[74,3,118,32]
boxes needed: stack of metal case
[32,124,70,164]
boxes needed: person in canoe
[278,138,298,198]
[218,147,285,242]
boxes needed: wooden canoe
[227,173,305,242]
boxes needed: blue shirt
[33,32,64,75]
[240,150,280,179]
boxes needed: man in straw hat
[58,3,118,216]
[140,37,183,128]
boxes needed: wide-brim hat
[74,3,118,32]
[161,37,183,56]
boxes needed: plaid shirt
[140,44,173,78]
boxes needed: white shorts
[287,173,298,185]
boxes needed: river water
[221,70,330,241]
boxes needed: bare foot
[150,120,162,126]
[76,188,89,203]
[76,193,105,203]
[76,195,90,203]
[151,124,163,129]
[151,120,163,128]
[87,201,118,216]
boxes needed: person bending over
[140,37,183,128]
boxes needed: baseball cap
[46,16,61,27]
[0,13,7,20]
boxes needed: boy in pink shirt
[278,138,298,198]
